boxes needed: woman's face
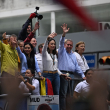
[76,43,85,54]
[48,40,56,51]
[24,44,32,55]
[25,69,33,77]
[19,42,24,52]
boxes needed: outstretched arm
[61,23,70,37]
[42,32,57,57]
[18,13,36,40]
[24,22,39,43]
[59,23,70,53]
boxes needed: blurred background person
[35,43,44,75]
[37,104,52,110]
[18,40,24,52]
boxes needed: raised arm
[24,22,39,43]
[59,23,70,53]
[18,13,36,40]
[42,32,57,57]
[2,32,9,45]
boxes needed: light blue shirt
[16,47,40,73]
[58,36,85,78]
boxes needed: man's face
[9,36,17,49]
[39,44,44,53]
[64,41,73,53]
[30,38,37,48]
[27,25,31,34]
[86,70,93,82]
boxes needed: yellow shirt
[0,41,18,76]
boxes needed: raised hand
[32,22,40,33]
[61,23,70,34]
[48,32,57,39]
[2,32,6,39]
[34,22,39,30]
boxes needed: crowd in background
[0,13,110,110]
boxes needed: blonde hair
[75,41,85,52]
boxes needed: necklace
[50,54,55,65]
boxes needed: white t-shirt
[74,52,89,73]
[19,78,40,95]
[74,80,90,99]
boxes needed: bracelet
[24,80,28,84]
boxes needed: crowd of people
[1,13,109,110]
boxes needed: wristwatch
[24,79,28,84]
[39,75,42,77]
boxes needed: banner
[27,95,59,110]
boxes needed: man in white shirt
[73,69,94,100]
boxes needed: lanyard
[50,54,55,65]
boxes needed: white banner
[27,95,59,105]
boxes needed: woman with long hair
[42,32,66,95]
[16,42,42,78]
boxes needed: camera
[34,7,43,20]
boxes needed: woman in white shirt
[74,41,89,73]
[19,68,40,95]
[42,32,66,95]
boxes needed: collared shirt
[74,80,90,99]
[58,36,85,78]
[0,41,18,76]
[16,47,40,73]
[74,52,89,73]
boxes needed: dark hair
[37,104,52,110]
[38,43,44,53]
[47,38,56,55]
[28,68,35,76]
[23,42,35,71]
[22,23,31,28]
[84,69,94,76]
